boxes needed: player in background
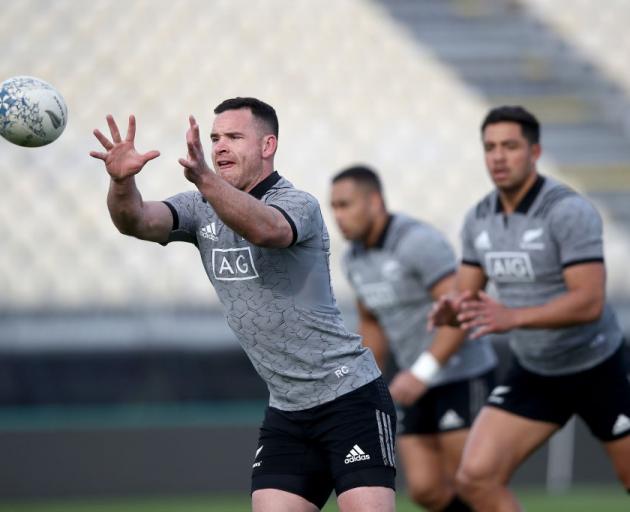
[90,98,397,512]
[430,106,630,511]
[330,166,496,512]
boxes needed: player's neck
[498,171,538,214]
[364,211,390,248]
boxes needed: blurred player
[330,166,496,512]
[430,106,630,511]
[90,98,397,512]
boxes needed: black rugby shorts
[251,376,397,509]
[486,344,630,442]
[398,369,495,436]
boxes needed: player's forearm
[359,322,389,372]
[427,326,468,365]
[107,177,145,236]
[196,173,291,247]
[511,290,604,329]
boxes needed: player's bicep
[266,204,297,248]
[137,200,173,243]
[429,272,456,301]
[457,263,487,295]
[563,262,606,313]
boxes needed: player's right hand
[90,114,160,181]
[427,291,471,330]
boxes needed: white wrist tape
[410,352,440,383]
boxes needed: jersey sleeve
[399,226,457,289]
[265,188,321,246]
[548,195,604,267]
[460,209,481,266]
[162,191,200,245]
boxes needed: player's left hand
[388,370,428,406]
[457,291,518,338]
[179,115,214,186]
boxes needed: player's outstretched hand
[457,291,516,339]
[90,115,160,181]
[179,115,213,186]
[427,291,471,331]
[388,371,428,406]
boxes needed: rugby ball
[0,76,68,147]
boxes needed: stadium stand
[0,0,629,498]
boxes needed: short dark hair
[481,106,540,144]
[214,97,279,137]
[332,165,382,193]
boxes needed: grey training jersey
[163,172,380,411]
[343,214,496,386]
[461,175,623,376]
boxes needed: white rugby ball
[0,76,68,147]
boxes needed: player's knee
[454,458,494,500]
[406,480,452,510]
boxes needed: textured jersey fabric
[461,175,623,376]
[343,213,496,386]
[163,172,381,410]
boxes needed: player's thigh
[397,434,446,490]
[337,485,395,512]
[459,406,558,484]
[436,428,469,476]
[252,489,320,512]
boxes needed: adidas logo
[474,230,492,250]
[344,444,371,464]
[439,409,464,430]
[612,414,630,436]
[200,222,218,241]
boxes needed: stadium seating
[0,0,629,315]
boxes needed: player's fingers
[191,118,200,143]
[107,115,122,143]
[457,310,478,323]
[89,151,107,160]
[459,300,481,311]
[478,290,493,303]
[125,115,136,142]
[468,325,491,339]
[93,129,113,150]
[460,315,490,331]
[186,138,197,158]
[141,150,160,163]
[178,157,193,168]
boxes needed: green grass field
[0,487,627,512]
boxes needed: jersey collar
[249,171,281,199]
[495,174,545,214]
[374,214,394,249]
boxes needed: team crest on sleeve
[212,247,259,281]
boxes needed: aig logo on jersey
[212,247,259,281]
[485,252,535,282]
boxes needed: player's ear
[261,134,277,158]
[531,142,542,161]
[369,189,384,211]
